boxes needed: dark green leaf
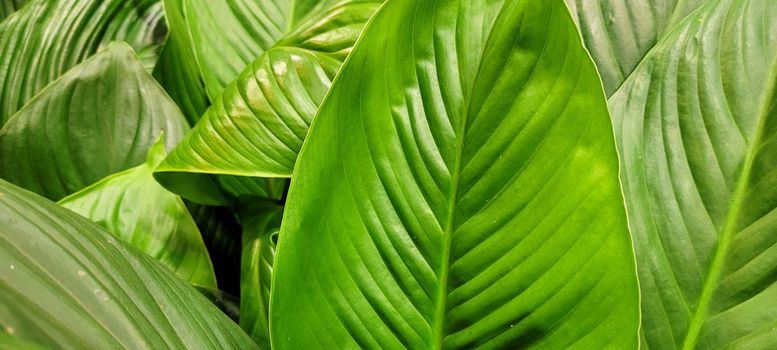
[239,201,282,347]
[0,0,27,22]
[610,0,777,348]
[271,0,639,348]
[0,42,189,201]
[566,0,706,95]
[195,286,241,323]
[187,202,243,295]
[0,179,257,349]
[0,0,166,124]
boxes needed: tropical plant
[1,0,776,349]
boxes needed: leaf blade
[59,137,217,289]
[270,0,640,348]
[157,1,381,181]
[0,42,189,201]
[0,179,257,349]
[610,0,777,347]
[0,0,165,125]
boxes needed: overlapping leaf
[270,0,639,348]
[566,0,706,95]
[59,137,217,289]
[154,0,291,123]
[610,0,777,348]
[0,179,257,349]
[0,43,189,201]
[155,0,382,199]
[0,0,27,21]
[239,201,282,347]
[0,0,166,125]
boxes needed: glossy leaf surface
[0,179,257,349]
[239,201,282,347]
[59,137,217,289]
[157,0,381,186]
[0,43,189,201]
[610,0,777,348]
[157,0,286,100]
[154,0,297,123]
[0,0,165,124]
[271,0,639,348]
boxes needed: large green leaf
[0,0,166,125]
[155,0,381,196]
[0,0,27,22]
[59,136,217,289]
[0,42,189,201]
[566,0,706,96]
[270,0,639,348]
[239,201,283,347]
[610,0,777,348]
[0,179,257,349]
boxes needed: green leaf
[0,0,27,22]
[0,0,166,125]
[270,0,639,348]
[155,0,354,123]
[158,0,286,100]
[239,201,282,347]
[0,333,48,350]
[154,0,291,123]
[155,0,382,199]
[610,0,777,348]
[59,136,217,289]
[0,42,189,201]
[566,0,706,96]
[0,179,258,349]
[152,0,209,124]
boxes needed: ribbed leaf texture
[59,137,217,289]
[0,0,165,124]
[0,179,257,349]
[270,0,640,348]
[0,43,189,201]
[156,1,381,205]
[566,0,706,95]
[610,0,777,348]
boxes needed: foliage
[1,0,776,349]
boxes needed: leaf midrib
[680,56,777,349]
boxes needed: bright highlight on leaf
[154,0,382,205]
